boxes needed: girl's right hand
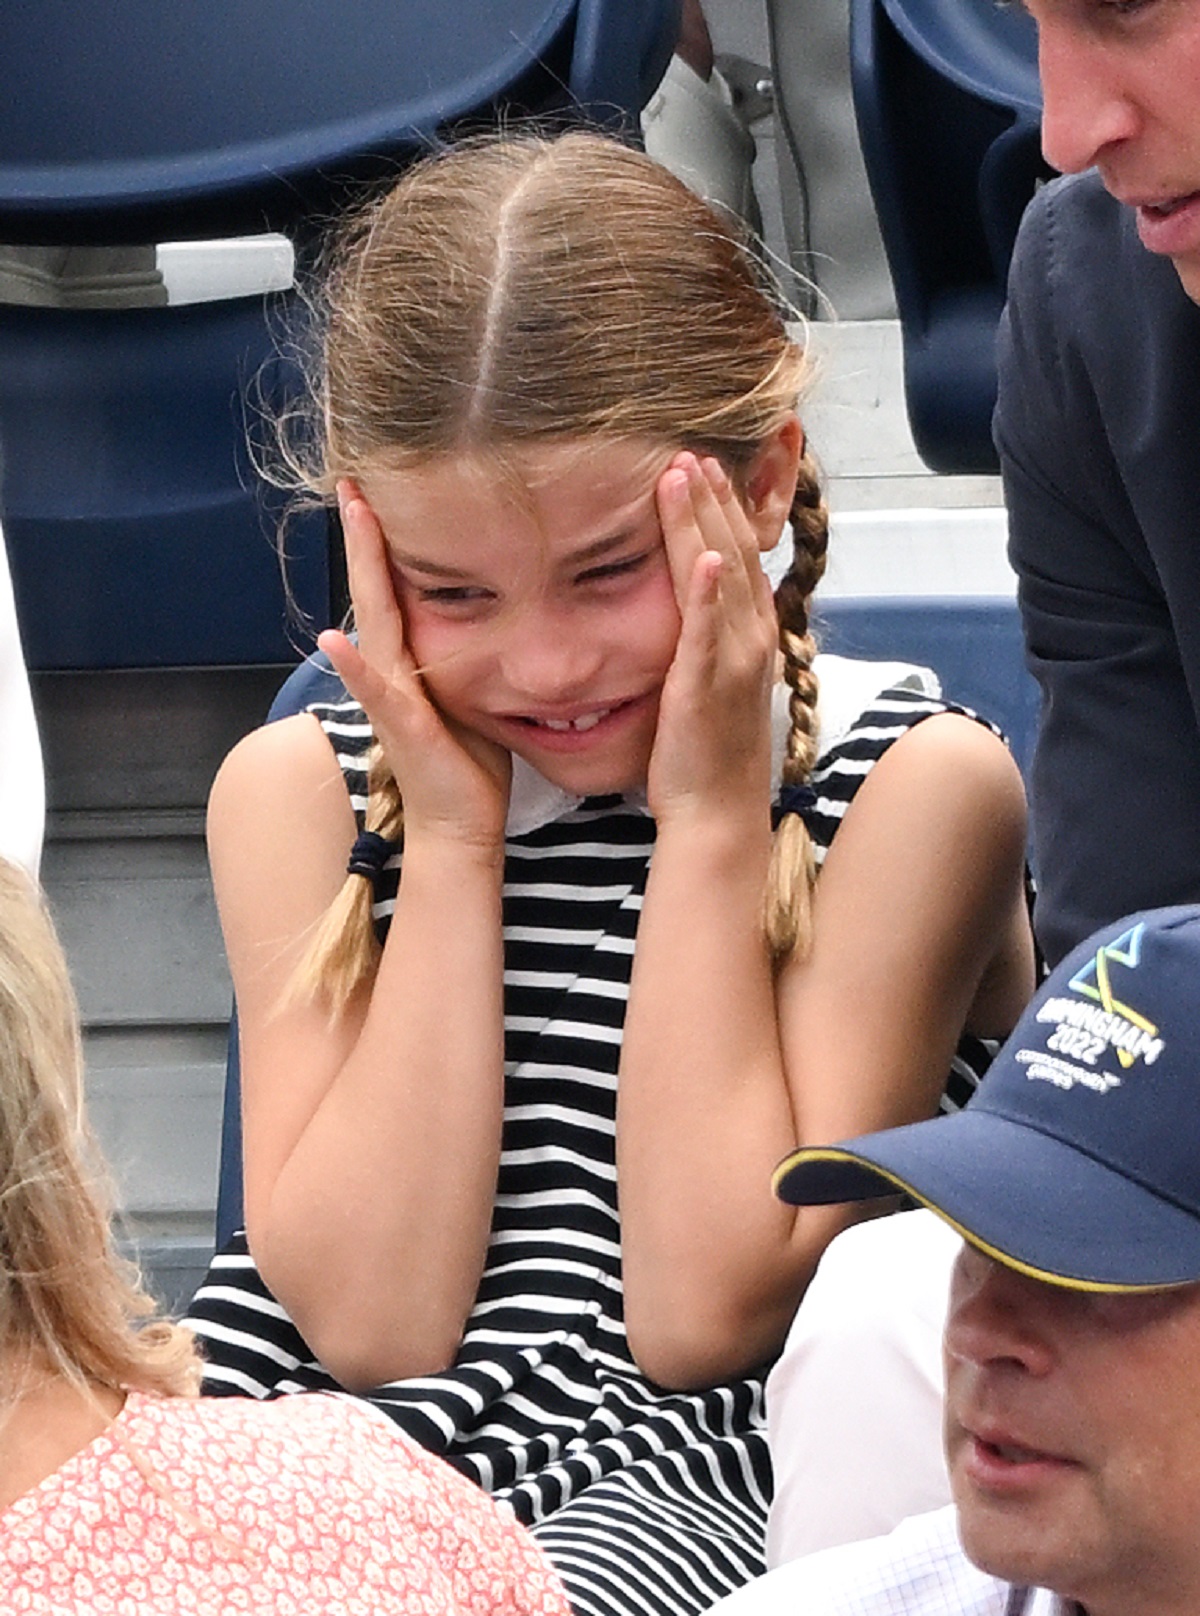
[318,483,512,853]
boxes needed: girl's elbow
[626,1324,742,1391]
[253,1233,467,1390]
[625,1293,794,1391]
[305,1313,464,1393]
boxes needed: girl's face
[359,440,687,797]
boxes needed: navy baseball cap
[774,906,1200,1291]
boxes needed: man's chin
[955,1488,1096,1603]
[1170,251,1200,304]
[957,1505,1055,1590]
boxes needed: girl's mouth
[497,696,646,753]
[521,708,614,733]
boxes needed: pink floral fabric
[0,1390,572,1615]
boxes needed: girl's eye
[416,585,494,607]
[576,551,653,586]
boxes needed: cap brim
[774,1110,1200,1292]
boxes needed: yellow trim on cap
[774,1146,1188,1295]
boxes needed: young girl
[0,857,569,1616]
[185,132,1034,1616]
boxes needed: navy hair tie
[347,829,398,880]
[772,783,817,831]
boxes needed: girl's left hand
[646,453,779,828]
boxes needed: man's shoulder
[1011,169,1183,334]
[999,167,1200,464]
[711,1507,1011,1616]
[1027,169,1120,242]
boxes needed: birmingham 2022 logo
[1031,923,1164,1082]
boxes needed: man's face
[1027,0,1200,301]
[944,1243,1200,1615]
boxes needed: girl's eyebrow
[389,551,474,581]
[391,527,646,581]
[568,528,642,566]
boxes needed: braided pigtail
[765,442,829,962]
[287,747,405,1015]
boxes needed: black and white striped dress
[184,658,997,1616]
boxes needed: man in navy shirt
[996,0,1200,966]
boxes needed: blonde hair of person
[0,859,200,1419]
[288,131,828,1011]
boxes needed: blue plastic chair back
[216,651,346,1248]
[818,595,1038,777]
[0,1,679,672]
[0,297,330,670]
[0,0,680,244]
[850,0,1049,474]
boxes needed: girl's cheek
[635,563,684,650]
[399,601,460,671]
[403,609,495,706]
[403,610,458,675]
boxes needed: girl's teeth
[539,710,609,732]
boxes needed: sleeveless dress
[184,657,999,1616]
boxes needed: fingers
[327,483,434,763]
[693,457,765,621]
[656,453,775,625]
[670,546,725,675]
[316,626,379,717]
[656,459,706,608]
[336,480,411,680]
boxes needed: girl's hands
[646,454,779,828]
[318,483,511,854]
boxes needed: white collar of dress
[505,653,941,838]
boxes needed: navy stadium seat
[819,595,1037,777]
[0,0,681,671]
[850,0,1051,474]
[0,297,329,670]
[0,0,680,245]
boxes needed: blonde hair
[0,860,200,1416]
[287,131,828,1008]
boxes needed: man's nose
[944,1248,1059,1377]
[1038,25,1141,176]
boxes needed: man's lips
[958,1421,1080,1491]
[1118,188,1200,255]
[973,1430,1060,1464]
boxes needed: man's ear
[743,415,805,553]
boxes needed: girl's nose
[497,604,605,703]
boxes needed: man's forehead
[1013,0,1143,21]
[954,1237,1200,1321]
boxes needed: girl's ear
[743,415,805,553]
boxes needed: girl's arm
[617,462,1034,1390]
[209,492,510,1393]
